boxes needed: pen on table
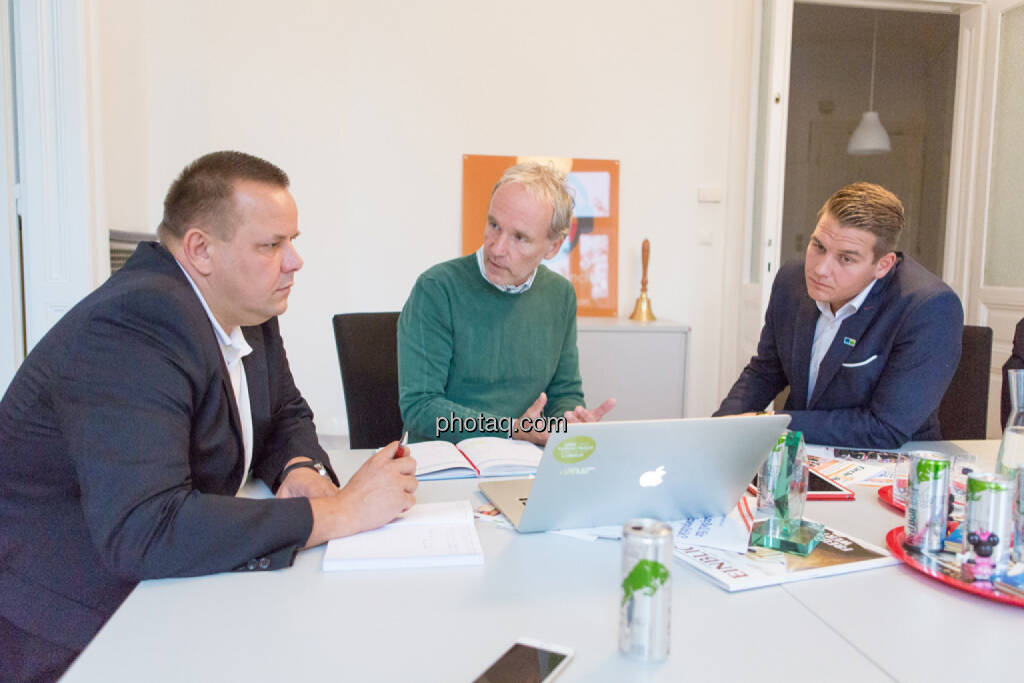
[395,431,408,458]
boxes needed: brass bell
[629,238,656,322]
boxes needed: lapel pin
[843,337,856,347]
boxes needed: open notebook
[322,500,484,571]
[408,437,542,480]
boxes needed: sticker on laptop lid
[553,436,596,464]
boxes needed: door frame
[0,0,21,390]
[965,0,1024,435]
[10,0,101,362]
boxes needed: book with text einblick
[674,525,897,592]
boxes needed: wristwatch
[275,458,327,490]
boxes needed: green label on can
[966,477,1007,501]
[621,560,670,606]
[553,436,596,464]
[916,458,949,482]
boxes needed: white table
[64,440,1020,682]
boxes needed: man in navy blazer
[1001,317,1024,428]
[0,152,418,681]
[715,182,963,448]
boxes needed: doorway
[780,5,959,276]
[723,0,985,427]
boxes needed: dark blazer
[0,242,337,672]
[715,254,963,448]
[1001,317,1024,428]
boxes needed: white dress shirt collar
[813,278,877,321]
[475,247,538,294]
[175,260,254,493]
[807,278,877,404]
[175,263,252,358]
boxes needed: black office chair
[1000,317,1024,429]
[332,312,403,449]
[938,325,992,440]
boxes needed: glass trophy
[750,430,825,556]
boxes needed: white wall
[89,0,755,434]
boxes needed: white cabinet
[576,318,689,420]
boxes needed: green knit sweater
[397,254,584,443]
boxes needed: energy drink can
[618,519,672,661]
[961,473,1013,580]
[904,451,951,552]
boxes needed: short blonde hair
[492,162,575,241]
[818,182,903,260]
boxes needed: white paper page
[548,496,755,553]
[327,524,482,560]
[407,441,473,475]
[457,437,543,470]
[323,500,483,570]
[673,496,755,553]
[810,458,888,486]
[388,500,474,526]
[550,521,686,543]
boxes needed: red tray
[885,527,1024,608]
[877,485,904,512]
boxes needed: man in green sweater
[398,162,615,444]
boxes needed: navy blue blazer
[0,242,337,669]
[715,254,963,447]
[1001,317,1024,428]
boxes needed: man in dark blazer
[0,152,418,681]
[1001,317,1024,428]
[715,182,963,448]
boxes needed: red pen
[395,431,408,458]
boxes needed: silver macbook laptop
[479,415,790,533]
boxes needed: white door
[966,0,1024,436]
[726,0,985,409]
[737,0,792,380]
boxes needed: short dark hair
[157,151,289,242]
[817,182,903,260]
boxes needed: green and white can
[961,472,1013,579]
[619,519,671,662]
[904,451,951,553]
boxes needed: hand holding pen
[394,431,408,458]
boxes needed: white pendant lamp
[848,16,891,156]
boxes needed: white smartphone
[473,638,574,683]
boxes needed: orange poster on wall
[461,154,619,317]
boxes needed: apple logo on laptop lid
[639,466,666,488]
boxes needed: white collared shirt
[476,247,538,294]
[807,279,876,403]
[176,262,254,494]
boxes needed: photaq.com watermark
[435,414,567,439]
